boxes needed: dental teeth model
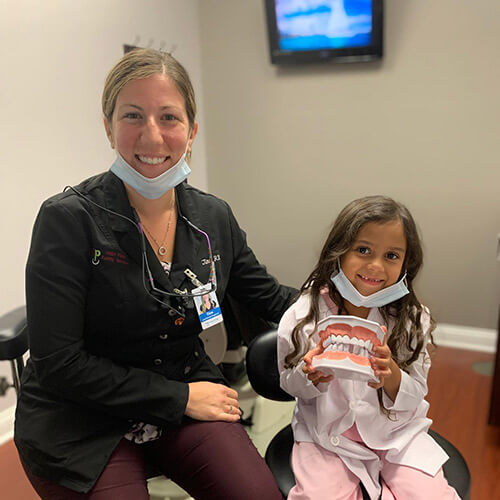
[310,315,386,382]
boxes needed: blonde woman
[15,48,294,500]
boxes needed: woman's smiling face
[340,219,407,297]
[105,74,197,179]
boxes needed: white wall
[0,0,206,417]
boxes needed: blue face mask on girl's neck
[331,266,409,309]
[110,148,191,200]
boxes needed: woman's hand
[368,327,401,401]
[302,345,334,386]
[185,381,241,422]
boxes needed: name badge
[192,285,223,330]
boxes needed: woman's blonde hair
[102,48,196,130]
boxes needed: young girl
[277,196,460,500]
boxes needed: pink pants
[21,420,282,500]
[288,440,461,500]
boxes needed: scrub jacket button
[159,333,168,340]
[194,351,199,358]
[168,309,176,317]
[330,435,340,446]
[184,366,191,375]
[154,358,162,366]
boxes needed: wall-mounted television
[264,0,383,65]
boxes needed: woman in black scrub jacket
[14,48,295,500]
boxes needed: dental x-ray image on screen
[264,0,383,64]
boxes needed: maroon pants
[22,420,283,500]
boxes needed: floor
[0,346,498,499]
[425,347,500,499]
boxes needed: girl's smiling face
[104,74,197,179]
[340,220,407,297]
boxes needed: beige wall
[199,0,500,329]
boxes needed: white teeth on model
[137,156,166,164]
[321,334,377,356]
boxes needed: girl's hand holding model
[304,326,402,400]
[367,328,402,399]
[303,326,401,398]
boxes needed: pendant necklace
[140,197,175,258]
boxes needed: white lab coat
[277,292,449,500]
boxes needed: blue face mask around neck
[109,150,191,200]
[330,266,409,308]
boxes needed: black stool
[246,330,471,500]
[0,306,28,396]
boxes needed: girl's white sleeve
[277,299,327,400]
[382,306,433,411]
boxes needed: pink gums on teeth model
[311,315,385,382]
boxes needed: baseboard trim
[0,405,15,446]
[434,323,497,353]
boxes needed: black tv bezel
[264,0,383,65]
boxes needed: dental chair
[246,330,472,500]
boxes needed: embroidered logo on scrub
[91,249,129,266]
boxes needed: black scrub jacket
[14,171,296,493]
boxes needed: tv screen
[264,0,383,65]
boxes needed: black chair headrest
[246,330,294,402]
